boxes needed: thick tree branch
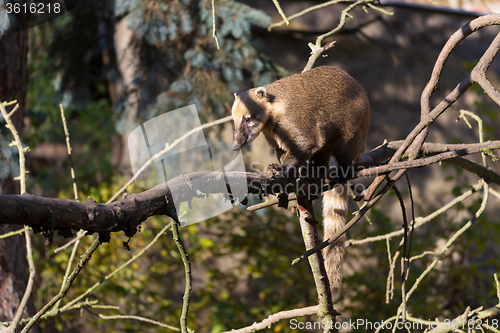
[296,193,337,331]
[0,138,498,239]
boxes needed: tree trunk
[0,11,38,330]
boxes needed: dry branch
[364,14,500,201]
[296,192,337,330]
[223,306,319,333]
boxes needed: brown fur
[231,66,370,298]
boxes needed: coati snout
[230,115,249,151]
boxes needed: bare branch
[402,182,488,307]
[494,273,500,304]
[20,238,100,332]
[97,313,185,331]
[421,15,500,116]
[171,221,192,333]
[346,182,485,246]
[271,0,289,26]
[60,104,79,202]
[357,141,500,177]
[0,101,35,333]
[52,104,84,313]
[107,115,233,203]
[211,0,220,49]
[59,223,171,315]
[222,306,319,333]
[364,15,500,200]
[302,0,393,72]
[268,0,349,31]
[296,193,337,329]
[427,304,500,333]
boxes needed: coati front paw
[265,163,285,178]
[265,163,301,179]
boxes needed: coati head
[231,87,271,151]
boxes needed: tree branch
[296,192,337,331]
[171,221,192,333]
[222,306,319,333]
[364,14,500,200]
[0,138,498,238]
[0,100,35,333]
[345,182,485,247]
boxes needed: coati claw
[265,163,284,178]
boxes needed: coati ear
[255,87,267,100]
[234,93,238,99]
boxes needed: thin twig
[171,221,192,333]
[53,232,86,253]
[302,0,393,71]
[97,313,184,331]
[59,222,171,313]
[405,173,416,261]
[268,0,349,30]
[52,104,84,313]
[494,273,500,304]
[0,228,25,239]
[1,300,100,326]
[221,306,319,333]
[21,237,101,333]
[271,0,289,25]
[409,251,439,262]
[60,104,79,201]
[0,101,35,333]
[385,238,394,304]
[107,115,233,203]
[402,182,488,306]
[296,193,337,331]
[52,231,84,314]
[490,188,500,201]
[211,0,220,49]
[392,185,408,324]
[346,182,484,246]
[357,141,500,177]
[459,110,486,165]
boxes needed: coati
[230,66,370,298]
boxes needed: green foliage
[33,190,316,332]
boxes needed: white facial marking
[231,98,241,117]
